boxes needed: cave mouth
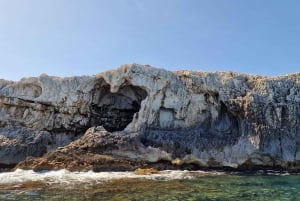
[90,84,147,132]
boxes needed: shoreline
[1,64,300,176]
[1,161,299,175]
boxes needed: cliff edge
[1,64,300,171]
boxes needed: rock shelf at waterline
[0,64,300,172]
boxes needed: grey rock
[0,126,51,165]
[1,64,300,170]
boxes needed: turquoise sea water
[0,170,299,201]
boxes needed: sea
[0,169,299,201]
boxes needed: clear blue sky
[0,0,300,80]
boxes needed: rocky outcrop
[1,64,300,171]
[16,127,175,172]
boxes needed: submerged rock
[1,64,300,171]
[134,168,160,175]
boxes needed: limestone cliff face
[1,64,300,170]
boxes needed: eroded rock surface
[0,126,51,166]
[16,127,173,171]
[1,64,300,171]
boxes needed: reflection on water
[0,169,299,201]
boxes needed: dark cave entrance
[90,83,147,132]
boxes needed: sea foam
[0,169,223,185]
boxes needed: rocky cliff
[1,64,300,171]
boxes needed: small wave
[256,169,291,176]
[0,169,223,185]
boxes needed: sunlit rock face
[1,64,300,171]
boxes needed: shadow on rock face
[90,82,148,132]
[141,101,240,158]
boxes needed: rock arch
[90,81,147,132]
